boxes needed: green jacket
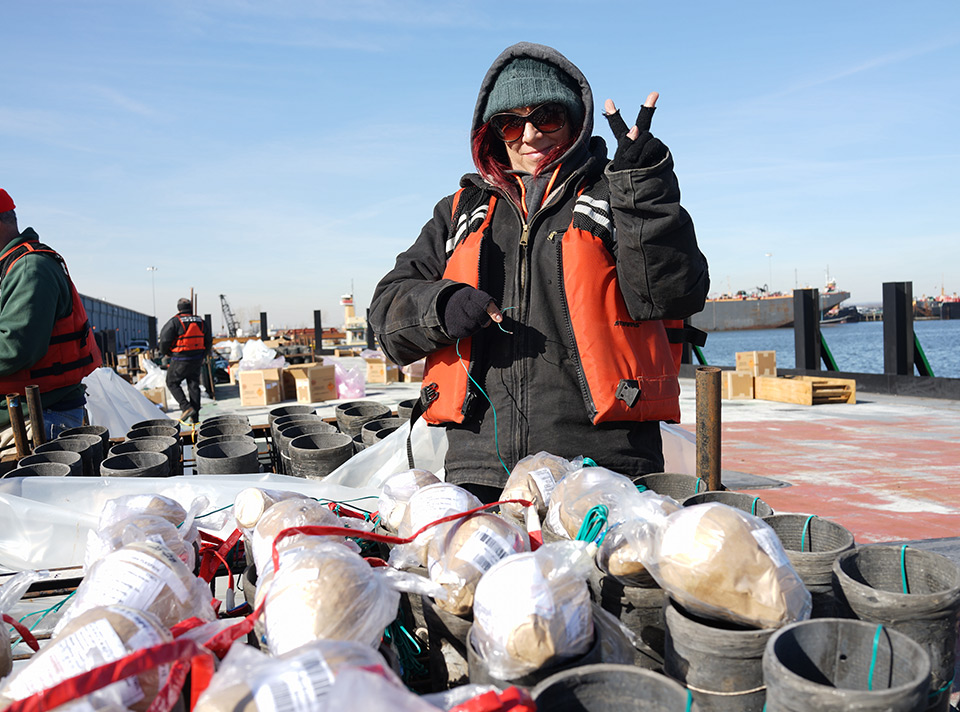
[0,228,86,428]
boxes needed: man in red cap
[0,189,102,453]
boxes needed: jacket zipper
[549,229,597,422]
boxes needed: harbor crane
[220,294,241,337]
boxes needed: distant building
[341,294,367,346]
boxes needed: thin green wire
[686,690,692,711]
[901,545,910,594]
[456,338,510,476]
[695,477,705,493]
[10,591,75,647]
[751,497,760,516]
[582,457,598,467]
[575,505,609,545]
[800,515,816,553]
[867,624,883,690]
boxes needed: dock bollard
[695,366,722,491]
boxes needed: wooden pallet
[754,375,857,405]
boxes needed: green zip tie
[751,497,760,516]
[901,544,910,594]
[686,690,693,711]
[636,484,648,492]
[867,624,883,691]
[800,515,816,552]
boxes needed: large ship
[689,281,851,332]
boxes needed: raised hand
[603,92,668,170]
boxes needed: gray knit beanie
[482,57,583,125]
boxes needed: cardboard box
[141,387,168,410]
[722,371,754,400]
[365,359,400,384]
[282,363,337,404]
[334,347,358,357]
[238,368,283,406]
[735,350,777,377]
[401,359,425,383]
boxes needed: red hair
[471,121,578,193]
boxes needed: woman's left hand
[604,92,668,170]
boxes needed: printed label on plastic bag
[455,526,515,575]
[527,467,558,502]
[408,487,472,531]
[3,618,144,705]
[253,648,334,712]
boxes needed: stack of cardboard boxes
[238,363,337,407]
[722,350,777,400]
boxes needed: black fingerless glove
[441,286,495,339]
[606,105,669,171]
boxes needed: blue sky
[3,1,958,332]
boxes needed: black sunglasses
[490,103,567,142]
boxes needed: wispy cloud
[769,34,960,97]
[86,86,161,118]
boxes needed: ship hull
[689,291,850,332]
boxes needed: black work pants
[166,359,202,412]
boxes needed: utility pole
[146,266,158,316]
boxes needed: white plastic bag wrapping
[325,666,442,712]
[254,540,401,656]
[593,491,681,586]
[0,474,380,572]
[323,418,447,490]
[133,359,166,392]
[389,483,482,569]
[470,541,596,680]
[81,368,170,438]
[499,451,580,523]
[647,502,812,628]
[55,542,216,634]
[84,515,196,574]
[238,340,285,371]
[544,466,671,541]
[0,605,172,712]
[377,469,441,533]
[233,487,308,537]
[250,496,353,574]
[193,638,400,712]
[84,493,204,572]
[425,512,529,616]
[0,571,46,679]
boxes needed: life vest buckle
[615,379,641,408]
[420,383,439,408]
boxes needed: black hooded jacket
[370,42,709,489]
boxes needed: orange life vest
[421,185,682,426]
[0,240,102,395]
[171,315,206,354]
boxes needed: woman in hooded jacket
[369,42,709,502]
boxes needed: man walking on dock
[159,297,211,424]
[0,188,102,452]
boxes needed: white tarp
[0,474,379,572]
[82,367,174,437]
[0,418,694,573]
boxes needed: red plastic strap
[364,557,388,568]
[198,527,242,583]
[326,502,369,520]
[529,531,543,551]
[189,654,217,707]
[450,686,537,712]
[271,498,533,573]
[4,637,210,712]
[2,613,40,652]
[198,530,225,546]
[201,598,265,658]
[169,616,209,638]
